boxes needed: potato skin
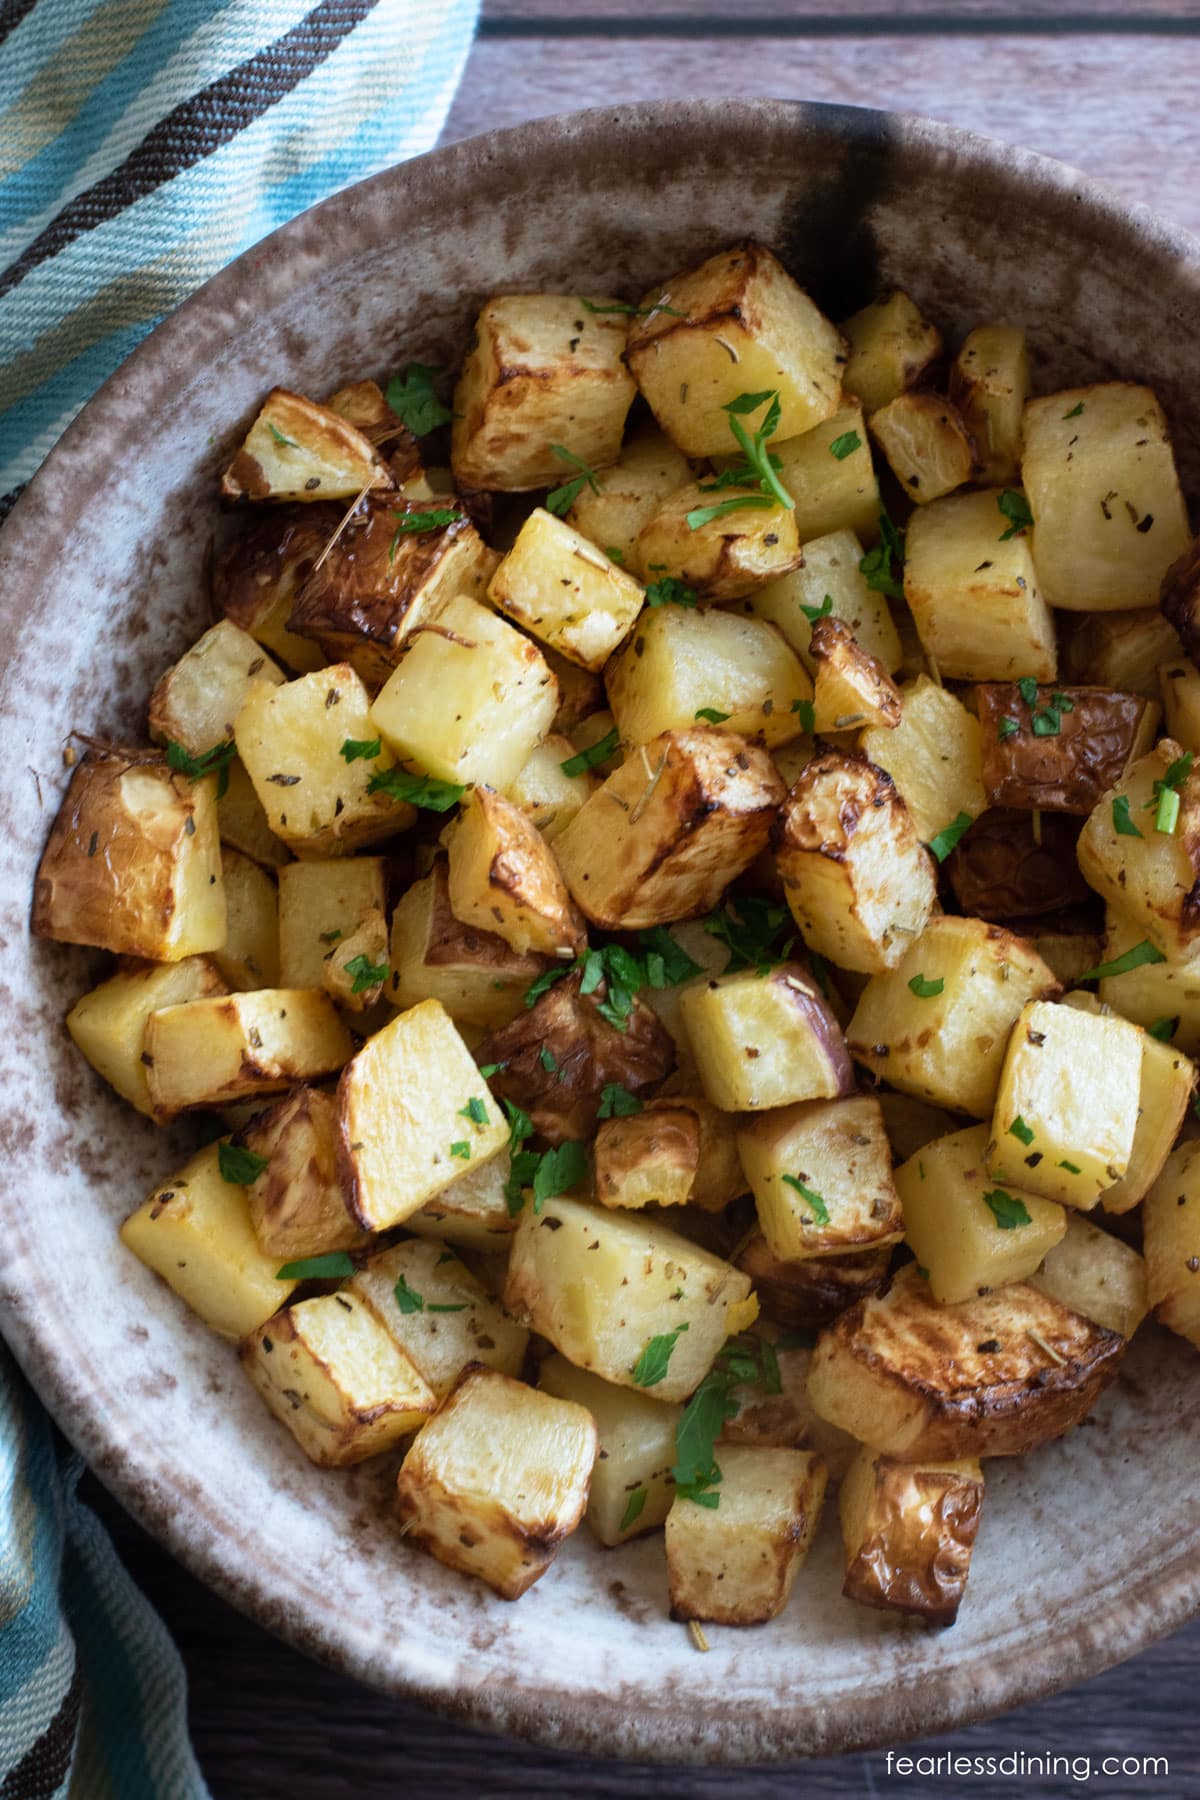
[475,969,675,1144]
[975,683,1159,813]
[733,1229,891,1330]
[841,1454,984,1625]
[944,809,1090,920]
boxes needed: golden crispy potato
[347,1239,528,1399]
[145,988,352,1114]
[320,911,389,1012]
[538,1353,681,1546]
[733,1231,891,1331]
[220,387,392,503]
[606,604,810,750]
[148,620,286,756]
[395,1364,598,1599]
[949,324,1030,486]
[870,392,976,505]
[555,728,784,930]
[839,1445,984,1625]
[595,1104,698,1210]
[502,734,594,843]
[738,1093,903,1262]
[665,1446,826,1625]
[771,407,881,546]
[840,290,942,415]
[277,856,387,990]
[625,243,843,456]
[389,859,553,1032]
[1077,739,1200,957]
[656,1094,748,1211]
[33,750,225,960]
[236,1086,366,1259]
[1092,906,1200,1056]
[446,783,586,959]
[565,427,691,565]
[405,1146,520,1252]
[807,1263,1125,1460]
[859,674,985,846]
[66,955,228,1118]
[748,527,902,673]
[633,482,801,603]
[451,294,636,490]
[807,616,902,734]
[1029,1211,1149,1339]
[681,962,853,1112]
[218,757,291,869]
[543,650,605,737]
[976,683,1159,814]
[488,507,646,672]
[212,846,279,991]
[904,488,1056,682]
[214,506,334,673]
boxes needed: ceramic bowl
[1,101,1199,1764]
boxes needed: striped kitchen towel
[0,0,481,518]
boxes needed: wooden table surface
[98,4,1200,1794]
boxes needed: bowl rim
[3,96,1200,1764]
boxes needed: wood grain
[443,33,1200,241]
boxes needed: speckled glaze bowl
[1,101,1199,1764]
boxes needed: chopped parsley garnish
[828,429,862,461]
[340,737,381,762]
[644,576,699,609]
[998,717,1020,741]
[781,1174,830,1225]
[501,1100,538,1215]
[792,698,815,733]
[620,1487,648,1532]
[704,895,794,973]
[166,737,236,800]
[695,708,731,724]
[277,1252,354,1280]
[367,767,464,811]
[598,1082,643,1119]
[859,508,904,602]
[477,1062,506,1079]
[218,1142,268,1185]
[531,1140,588,1214]
[632,1322,689,1388]
[385,362,453,435]
[1079,940,1167,981]
[391,507,461,535]
[801,593,833,625]
[344,954,388,994]
[1112,795,1143,838]
[1058,1159,1083,1174]
[927,811,974,863]
[449,1140,471,1160]
[908,974,944,999]
[1062,401,1085,420]
[982,1188,1032,1230]
[687,390,793,531]
[1008,1115,1035,1146]
[686,493,777,530]
[579,296,684,318]
[267,421,299,449]
[578,943,647,1030]
[1017,676,1039,705]
[538,1046,557,1073]
[459,1096,489,1125]
[1149,1017,1180,1042]
[672,1335,782,1506]
[394,1272,466,1314]
[523,965,569,1009]
[997,489,1034,541]
[637,925,704,988]
[546,444,602,516]
[606,546,625,564]
[560,728,619,776]
[1150,750,1192,836]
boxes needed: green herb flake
[267,420,299,448]
[367,767,464,812]
[1017,676,1039,706]
[908,973,944,999]
[792,698,816,733]
[927,811,974,863]
[620,1487,648,1532]
[1031,708,1061,738]
[218,1142,268,1185]
[385,362,453,436]
[277,1252,355,1281]
[686,493,776,531]
[428,1301,469,1314]
[781,1173,830,1226]
[998,716,1021,741]
[671,1334,781,1505]
[1149,1016,1180,1042]
[1062,401,1085,420]
[644,575,699,609]
[560,728,620,777]
[982,1188,1032,1230]
[459,1096,489,1125]
[477,1062,506,1080]
[502,1100,538,1216]
[632,1322,689,1388]
[394,1273,425,1314]
[720,390,794,510]
[165,737,236,800]
[579,296,685,319]
[598,1082,643,1120]
[1112,795,1143,838]
[858,508,905,602]
[1058,1159,1082,1174]
[801,593,834,625]
[828,430,862,461]
[1008,1115,1035,1146]
[704,896,794,974]
[532,1140,589,1214]
[606,545,625,564]
[340,737,382,763]
[344,953,388,995]
[449,1140,471,1160]
[390,507,461,537]
[637,926,703,987]
[546,444,602,517]
[1079,940,1167,981]
[538,1047,557,1073]
[997,489,1034,541]
[695,707,731,724]
[1156,786,1181,835]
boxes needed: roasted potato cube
[324,375,410,447]
[1029,1211,1149,1339]
[120,1142,297,1337]
[734,1231,890,1332]
[717,1329,858,1477]
[347,1239,527,1399]
[371,596,558,791]
[504,1195,756,1401]
[148,621,286,755]
[976,683,1159,814]
[840,290,942,415]
[1144,1141,1200,1347]
[636,918,732,1086]
[33,750,225,959]
[488,508,645,671]
[450,294,635,491]
[944,810,1091,921]
[321,910,389,1011]
[1022,382,1190,611]
[847,916,1060,1118]
[680,961,852,1113]
[288,498,493,687]
[988,999,1143,1207]
[556,728,783,930]
[1069,606,1182,700]
[337,1000,507,1231]
[539,1354,681,1546]
[877,1092,960,1162]
[807,1262,1125,1459]
[220,387,392,503]
[859,675,986,846]
[67,955,228,1118]
[1095,906,1200,1055]
[655,1094,748,1212]
[595,1104,698,1211]
[774,750,936,974]
[605,604,810,749]
[240,1292,436,1467]
[808,617,902,734]
[565,427,691,564]
[446,783,586,959]
[1077,739,1200,956]
[212,847,279,991]
[771,406,881,546]
[904,488,1056,682]
[277,856,387,990]
[633,482,801,604]
[1160,657,1200,753]
[870,393,976,505]
[236,1086,365,1258]
[665,1446,826,1625]
[502,734,594,843]
[625,244,843,456]
[389,860,552,1031]
[214,507,333,673]
[896,1124,1065,1305]
[145,988,352,1114]
[949,323,1029,486]
[236,664,412,857]
[476,968,674,1146]
[1106,1033,1194,1214]
[1022,918,1106,989]
[1160,534,1200,668]
[395,1365,597,1599]
[738,1093,903,1261]
[839,1446,984,1625]
[219,757,290,868]
[405,1146,519,1252]
[750,531,901,680]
